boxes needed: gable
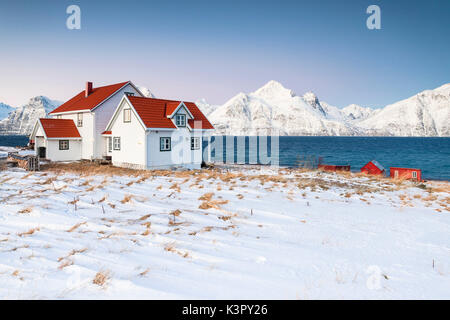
[123,96,213,130]
[167,102,194,119]
[106,98,147,132]
[35,124,45,137]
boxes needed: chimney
[85,82,93,97]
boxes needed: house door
[38,147,46,158]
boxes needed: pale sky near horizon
[0,0,449,108]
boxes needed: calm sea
[211,136,450,181]
[1,135,449,181]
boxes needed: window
[160,137,171,151]
[59,140,69,150]
[191,137,200,150]
[175,114,186,127]
[56,115,62,119]
[113,137,121,150]
[123,108,131,123]
[108,137,112,152]
[125,92,135,97]
[394,170,399,178]
[412,171,417,178]
[77,113,83,127]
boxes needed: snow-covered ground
[0,163,449,299]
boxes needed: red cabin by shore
[318,164,351,172]
[361,160,385,176]
[390,167,422,181]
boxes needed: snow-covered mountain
[0,103,14,120]
[195,98,219,116]
[341,104,376,122]
[204,81,361,136]
[357,84,450,136]
[137,86,155,98]
[1,82,448,136]
[198,81,450,136]
[0,96,61,135]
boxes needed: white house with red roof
[103,95,214,169]
[30,81,214,168]
[31,81,144,161]
[31,118,82,161]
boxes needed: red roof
[50,82,129,114]
[165,102,182,116]
[39,118,81,138]
[102,131,112,135]
[185,102,214,129]
[126,96,214,129]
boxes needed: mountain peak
[253,80,295,99]
[302,91,319,105]
[137,86,155,98]
[0,102,14,120]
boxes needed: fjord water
[0,135,28,147]
[1,135,449,181]
[211,136,450,181]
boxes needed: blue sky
[0,0,449,108]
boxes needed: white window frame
[175,114,186,127]
[108,137,112,152]
[123,108,131,123]
[77,112,83,127]
[394,170,399,178]
[113,137,121,150]
[160,137,171,151]
[191,137,200,150]
[59,140,69,150]
[412,171,417,178]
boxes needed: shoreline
[1,140,449,182]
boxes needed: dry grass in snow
[0,162,448,299]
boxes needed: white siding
[93,84,142,159]
[146,128,202,169]
[109,100,146,168]
[53,111,94,160]
[46,140,82,162]
[49,83,142,160]
[34,125,46,155]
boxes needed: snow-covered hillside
[0,96,61,136]
[137,86,155,98]
[342,104,376,122]
[195,98,219,116]
[358,84,450,136]
[198,81,450,136]
[0,164,448,299]
[0,103,14,120]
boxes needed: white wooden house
[103,95,214,169]
[31,81,144,161]
[30,81,214,169]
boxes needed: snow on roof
[50,82,129,114]
[39,118,81,138]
